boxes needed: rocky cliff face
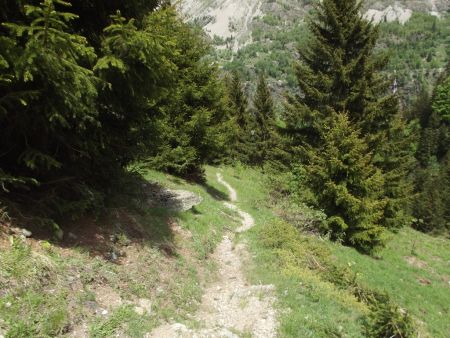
[180,0,265,51]
[179,0,448,51]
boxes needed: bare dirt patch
[405,256,428,269]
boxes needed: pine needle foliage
[413,68,450,233]
[250,73,280,165]
[142,8,232,177]
[289,0,397,146]
[285,0,415,246]
[1,0,99,179]
[301,112,387,254]
[0,1,233,224]
[225,70,253,163]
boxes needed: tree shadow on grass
[200,183,229,201]
[28,172,181,261]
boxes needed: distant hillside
[179,0,450,106]
[180,0,447,49]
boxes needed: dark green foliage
[225,70,253,163]
[143,9,232,177]
[0,0,104,220]
[285,0,413,250]
[301,112,386,254]
[0,2,231,225]
[412,68,450,233]
[226,71,286,166]
[249,73,281,165]
[288,0,397,146]
[253,73,275,133]
[94,10,176,168]
[227,70,249,129]
[413,160,449,233]
[377,117,415,230]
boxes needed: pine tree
[251,73,276,165]
[286,0,413,240]
[302,112,387,254]
[1,0,99,178]
[226,70,252,163]
[378,116,415,230]
[413,69,450,233]
[228,70,249,129]
[287,0,397,147]
[0,1,183,222]
[142,8,231,178]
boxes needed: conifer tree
[286,0,414,238]
[302,112,386,254]
[226,70,252,163]
[1,0,99,179]
[378,117,415,230]
[142,8,231,177]
[251,73,276,165]
[413,69,450,233]
[228,70,249,129]
[288,0,397,146]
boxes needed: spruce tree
[302,112,386,254]
[226,70,252,163]
[413,69,450,233]
[251,73,276,165]
[142,8,231,177]
[286,0,413,239]
[288,0,397,146]
[228,70,249,130]
[378,117,415,230]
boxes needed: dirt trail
[148,172,278,338]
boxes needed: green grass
[207,166,368,337]
[0,167,239,337]
[2,165,448,337]
[330,228,450,337]
[139,167,239,260]
[211,165,450,338]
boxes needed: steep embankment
[0,169,240,337]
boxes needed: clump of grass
[0,290,69,337]
[89,305,155,338]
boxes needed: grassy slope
[0,168,239,337]
[331,228,450,337]
[1,166,448,337]
[211,165,450,338]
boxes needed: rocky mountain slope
[179,0,449,106]
[180,0,448,51]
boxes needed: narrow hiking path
[149,172,278,338]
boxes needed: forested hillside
[0,0,449,337]
[182,0,449,106]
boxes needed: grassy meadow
[212,165,450,337]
